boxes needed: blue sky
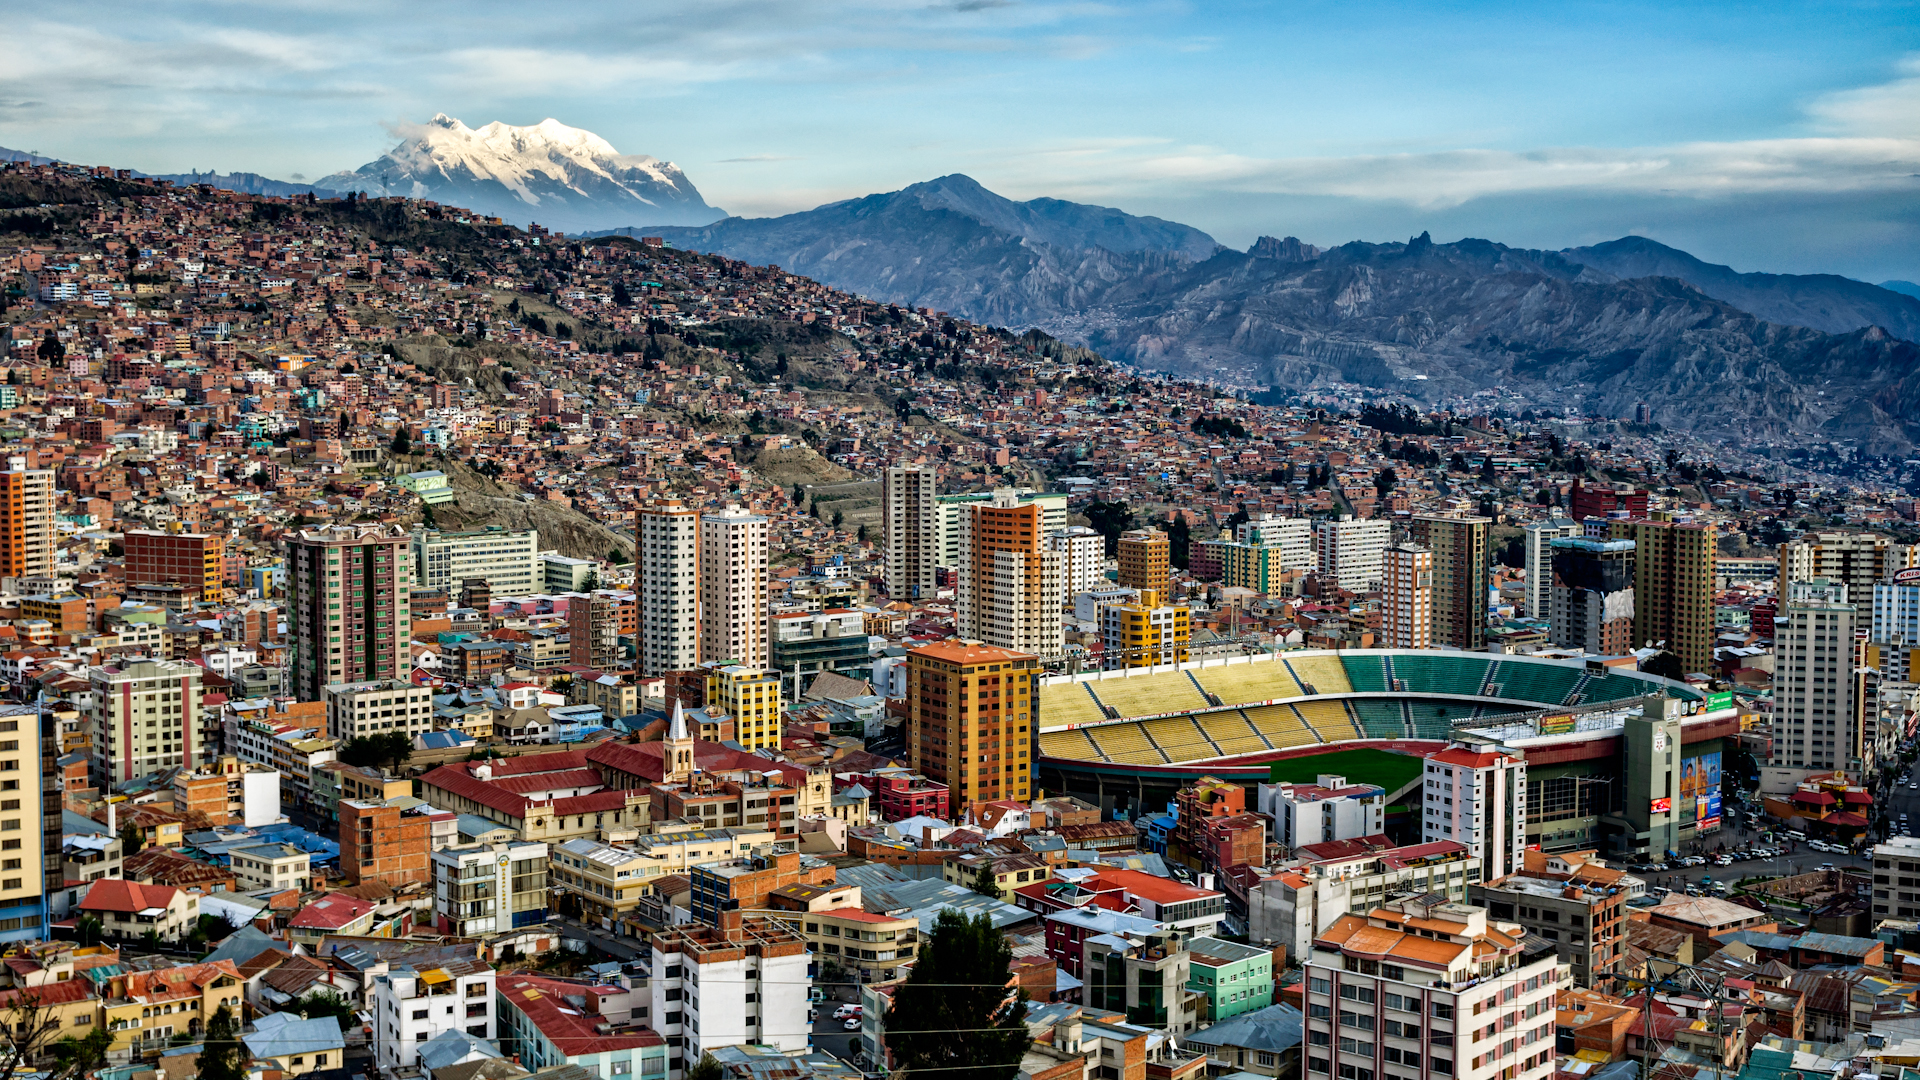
[5,0,1918,280]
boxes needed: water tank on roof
[472,763,493,782]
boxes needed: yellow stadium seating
[1192,662,1304,707]
[1293,698,1364,741]
[1040,681,1112,729]
[1142,716,1224,762]
[1236,704,1315,748]
[1286,655,1354,695]
[1039,728,1103,761]
[1087,671,1212,720]
[1207,711,1273,757]
[1085,722,1167,764]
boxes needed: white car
[833,1004,863,1020]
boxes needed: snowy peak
[318,113,722,233]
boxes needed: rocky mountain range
[315,114,722,233]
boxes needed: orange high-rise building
[907,639,1039,807]
[1116,528,1171,596]
[957,491,1062,657]
[0,462,55,579]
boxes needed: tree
[339,732,412,773]
[685,1055,723,1080]
[885,910,1032,1080]
[296,989,355,1026]
[1374,466,1398,497]
[0,987,82,1076]
[48,1025,113,1080]
[75,916,103,948]
[609,546,630,565]
[390,428,412,455]
[1084,500,1134,556]
[197,1005,248,1080]
[969,863,1002,900]
[1166,515,1191,570]
[36,330,62,363]
[582,569,601,592]
[613,280,633,307]
[118,820,143,857]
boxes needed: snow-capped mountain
[317,114,722,232]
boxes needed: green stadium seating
[1339,654,1391,693]
[1484,661,1584,706]
[1406,700,1469,740]
[1390,653,1492,697]
[1288,655,1355,695]
[1193,663,1304,707]
[1350,699,1406,739]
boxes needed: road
[811,1008,862,1063]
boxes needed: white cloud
[1806,53,1920,139]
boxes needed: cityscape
[1,6,1919,1080]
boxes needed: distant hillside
[1883,280,1920,300]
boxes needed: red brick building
[339,798,430,887]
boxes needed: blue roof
[243,1013,345,1059]
[1182,1002,1305,1053]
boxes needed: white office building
[1773,578,1865,773]
[1238,514,1314,570]
[1313,517,1392,591]
[1258,774,1387,848]
[1421,744,1527,883]
[1524,517,1582,619]
[699,504,770,668]
[1047,526,1107,605]
[411,527,542,596]
[883,466,940,601]
[430,840,551,937]
[651,916,811,1078]
[372,955,497,1072]
[640,501,702,676]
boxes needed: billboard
[1539,713,1576,735]
[1651,797,1672,813]
[1681,751,1722,825]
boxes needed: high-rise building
[1381,543,1433,649]
[706,665,782,752]
[1524,517,1581,619]
[568,591,623,670]
[1047,526,1106,604]
[650,913,810,1079]
[1548,537,1636,655]
[935,490,1068,569]
[1608,518,1716,675]
[1217,542,1298,596]
[907,640,1038,806]
[1100,588,1191,669]
[1872,567,1920,681]
[0,459,55,581]
[957,490,1063,657]
[883,465,939,600]
[411,527,541,596]
[1236,514,1314,569]
[1409,515,1490,649]
[1116,528,1171,596]
[639,500,701,676]
[699,504,770,668]
[1313,517,1391,591]
[86,658,206,787]
[1568,481,1649,522]
[124,528,225,597]
[290,524,413,703]
[0,703,52,943]
[1421,743,1527,883]
[1780,531,1916,597]
[1772,579,1867,774]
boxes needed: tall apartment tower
[699,504,770,668]
[1382,543,1433,649]
[0,459,54,581]
[1410,515,1491,649]
[1548,537,1637,655]
[1524,517,1581,619]
[1116,528,1171,596]
[1872,568,1920,681]
[1421,743,1528,883]
[639,500,702,677]
[86,658,207,787]
[289,524,412,703]
[1046,526,1106,605]
[1313,517,1391,592]
[957,490,1063,657]
[906,640,1038,806]
[1772,579,1867,774]
[124,528,226,596]
[568,592,622,671]
[883,466,939,601]
[1237,515,1313,570]
[1780,531,1916,598]
[1609,518,1716,675]
[0,704,51,943]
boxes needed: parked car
[1819,862,1836,871]
[834,1005,862,1020]
[843,1017,863,1031]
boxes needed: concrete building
[323,679,436,742]
[1101,588,1191,669]
[568,592,623,672]
[1469,855,1627,988]
[650,913,810,1078]
[1117,528,1171,597]
[883,465,940,601]
[431,840,550,935]
[372,954,496,1072]
[87,658,205,787]
[290,524,412,704]
[1047,526,1107,605]
[706,665,782,752]
[1238,514,1314,570]
[936,489,1068,571]
[1772,579,1867,774]
[1871,835,1920,921]
[229,843,312,892]
[0,459,54,581]
[957,490,1064,657]
[1258,775,1387,848]
[1421,744,1527,883]
[1247,840,1480,962]
[1381,543,1432,649]
[551,837,651,929]
[1609,518,1716,676]
[799,906,919,984]
[1084,930,1200,1034]
[171,755,281,827]
[1302,896,1559,1080]
[1409,514,1490,650]
[907,639,1039,807]
[1313,517,1391,592]
[639,501,701,677]
[770,608,868,682]
[1872,568,1920,682]
[495,972,667,1078]
[1780,531,1915,599]
[699,504,770,669]
[0,704,51,942]
[1187,936,1277,1022]
[411,526,541,596]
[1549,537,1636,655]
[125,528,225,596]
[542,552,597,593]
[1524,518,1582,620]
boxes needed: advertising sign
[1651,797,1672,813]
[1539,713,1576,735]
[1680,752,1723,824]
[1706,691,1734,712]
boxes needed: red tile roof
[78,879,181,914]
[288,893,376,930]
[498,974,664,1055]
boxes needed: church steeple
[666,699,694,783]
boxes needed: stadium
[1035,649,1735,845]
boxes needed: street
[811,1009,861,1062]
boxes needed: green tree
[390,427,412,455]
[118,820,143,857]
[296,990,355,1026]
[685,1055,723,1080]
[884,910,1032,1080]
[49,1025,113,1080]
[1374,466,1398,497]
[1084,499,1134,556]
[969,863,1002,900]
[582,569,601,592]
[36,330,63,363]
[609,546,629,565]
[75,916,103,947]
[1166,515,1191,570]
[197,1005,248,1080]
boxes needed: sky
[4,0,1919,282]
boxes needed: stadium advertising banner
[1538,713,1576,735]
[1681,751,1723,828]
